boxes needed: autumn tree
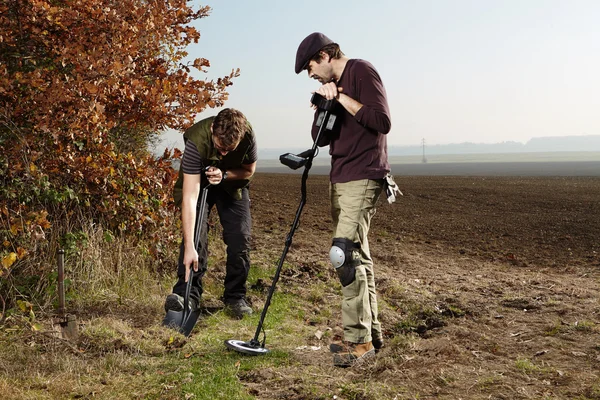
[0,0,238,307]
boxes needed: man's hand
[313,83,362,117]
[183,246,199,282]
[205,166,223,185]
[314,82,342,101]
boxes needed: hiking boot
[164,293,198,313]
[225,298,253,319]
[333,341,375,368]
[331,338,383,353]
[329,342,345,353]
[372,337,384,352]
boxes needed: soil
[242,173,600,399]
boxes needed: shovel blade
[162,309,201,337]
[162,310,184,330]
[181,310,201,337]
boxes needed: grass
[515,357,541,374]
[0,222,304,400]
[0,295,296,400]
[514,357,557,379]
[546,319,597,336]
[477,374,504,390]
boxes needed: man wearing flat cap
[295,32,392,367]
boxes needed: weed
[395,305,446,336]
[438,302,466,318]
[514,357,557,377]
[381,281,407,299]
[573,320,596,332]
[585,380,600,399]
[338,383,370,400]
[306,282,329,304]
[478,374,504,389]
[546,319,597,336]
[515,357,540,373]
[435,373,456,386]
[545,320,565,336]
[388,333,418,352]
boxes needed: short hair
[212,108,247,148]
[309,43,344,65]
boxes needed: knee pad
[330,238,359,287]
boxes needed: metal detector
[163,183,210,337]
[224,93,338,355]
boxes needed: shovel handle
[182,184,209,323]
[57,249,65,317]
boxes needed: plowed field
[242,173,600,399]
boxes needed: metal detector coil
[225,93,339,355]
[224,339,270,356]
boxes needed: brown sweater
[312,59,391,184]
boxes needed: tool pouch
[384,173,403,204]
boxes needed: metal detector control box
[279,93,337,170]
[312,92,338,131]
[279,152,307,170]
[280,149,314,170]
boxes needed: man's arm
[229,161,256,180]
[181,172,201,280]
[336,92,363,117]
[205,161,256,184]
[315,63,391,134]
[314,83,362,116]
[349,62,391,134]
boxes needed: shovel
[163,184,210,336]
[53,249,78,340]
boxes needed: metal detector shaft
[249,109,331,347]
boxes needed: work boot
[333,341,375,368]
[372,337,384,352]
[225,298,253,319]
[329,342,345,353]
[331,338,383,353]
[164,293,198,313]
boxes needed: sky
[159,0,600,151]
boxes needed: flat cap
[295,32,333,74]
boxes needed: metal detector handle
[301,109,329,177]
[182,184,210,320]
[310,92,337,111]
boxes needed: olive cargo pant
[330,179,383,344]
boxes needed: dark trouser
[172,186,252,304]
